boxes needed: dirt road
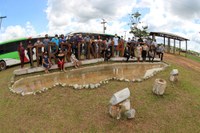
[164,53,200,72]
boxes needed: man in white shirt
[113,34,119,56]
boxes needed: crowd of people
[17,33,165,73]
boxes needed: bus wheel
[0,60,6,71]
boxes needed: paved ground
[164,53,200,72]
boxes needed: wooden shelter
[150,32,189,56]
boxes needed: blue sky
[1,0,200,52]
[0,0,48,32]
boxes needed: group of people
[17,33,165,73]
[17,34,81,73]
[124,37,165,62]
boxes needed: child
[42,52,51,73]
[70,53,80,68]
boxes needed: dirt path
[164,53,200,72]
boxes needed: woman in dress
[57,50,66,72]
[135,44,142,62]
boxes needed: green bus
[0,37,42,70]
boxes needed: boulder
[120,99,131,111]
[109,105,121,120]
[124,108,136,119]
[109,88,130,105]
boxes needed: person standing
[17,42,25,68]
[141,43,149,62]
[113,34,119,56]
[124,44,130,62]
[159,44,165,61]
[43,34,50,52]
[148,47,155,63]
[135,44,142,62]
[26,40,34,67]
[84,34,90,58]
[51,34,59,53]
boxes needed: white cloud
[45,0,136,35]
[1,0,200,53]
[137,0,200,52]
[0,22,37,42]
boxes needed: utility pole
[124,31,127,40]
[101,19,107,33]
[0,16,7,30]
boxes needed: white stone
[55,83,59,86]
[61,83,67,87]
[119,99,131,111]
[124,108,136,119]
[21,92,25,96]
[85,84,89,89]
[25,92,34,95]
[170,69,178,75]
[77,85,82,89]
[96,83,101,87]
[169,75,178,82]
[124,79,130,82]
[109,88,130,105]
[90,84,95,89]
[73,84,79,89]
[143,68,163,79]
[136,79,142,82]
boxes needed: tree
[129,11,149,41]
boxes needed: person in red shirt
[17,42,25,68]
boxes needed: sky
[0,0,200,52]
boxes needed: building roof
[150,32,189,41]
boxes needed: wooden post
[173,39,175,54]
[168,38,170,53]
[77,42,81,60]
[185,40,187,57]
[27,45,34,67]
[179,40,181,55]
[163,37,165,47]
[48,42,58,64]
[35,45,44,67]
[61,43,70,62]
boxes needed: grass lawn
[186,54,200,63]
[0,60,200,132]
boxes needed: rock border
[9,62,169,96]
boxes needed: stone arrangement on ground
[109,88,136,119]
[9,59,169,96]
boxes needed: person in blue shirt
[59,34,66,44]
[51,34,59,53]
